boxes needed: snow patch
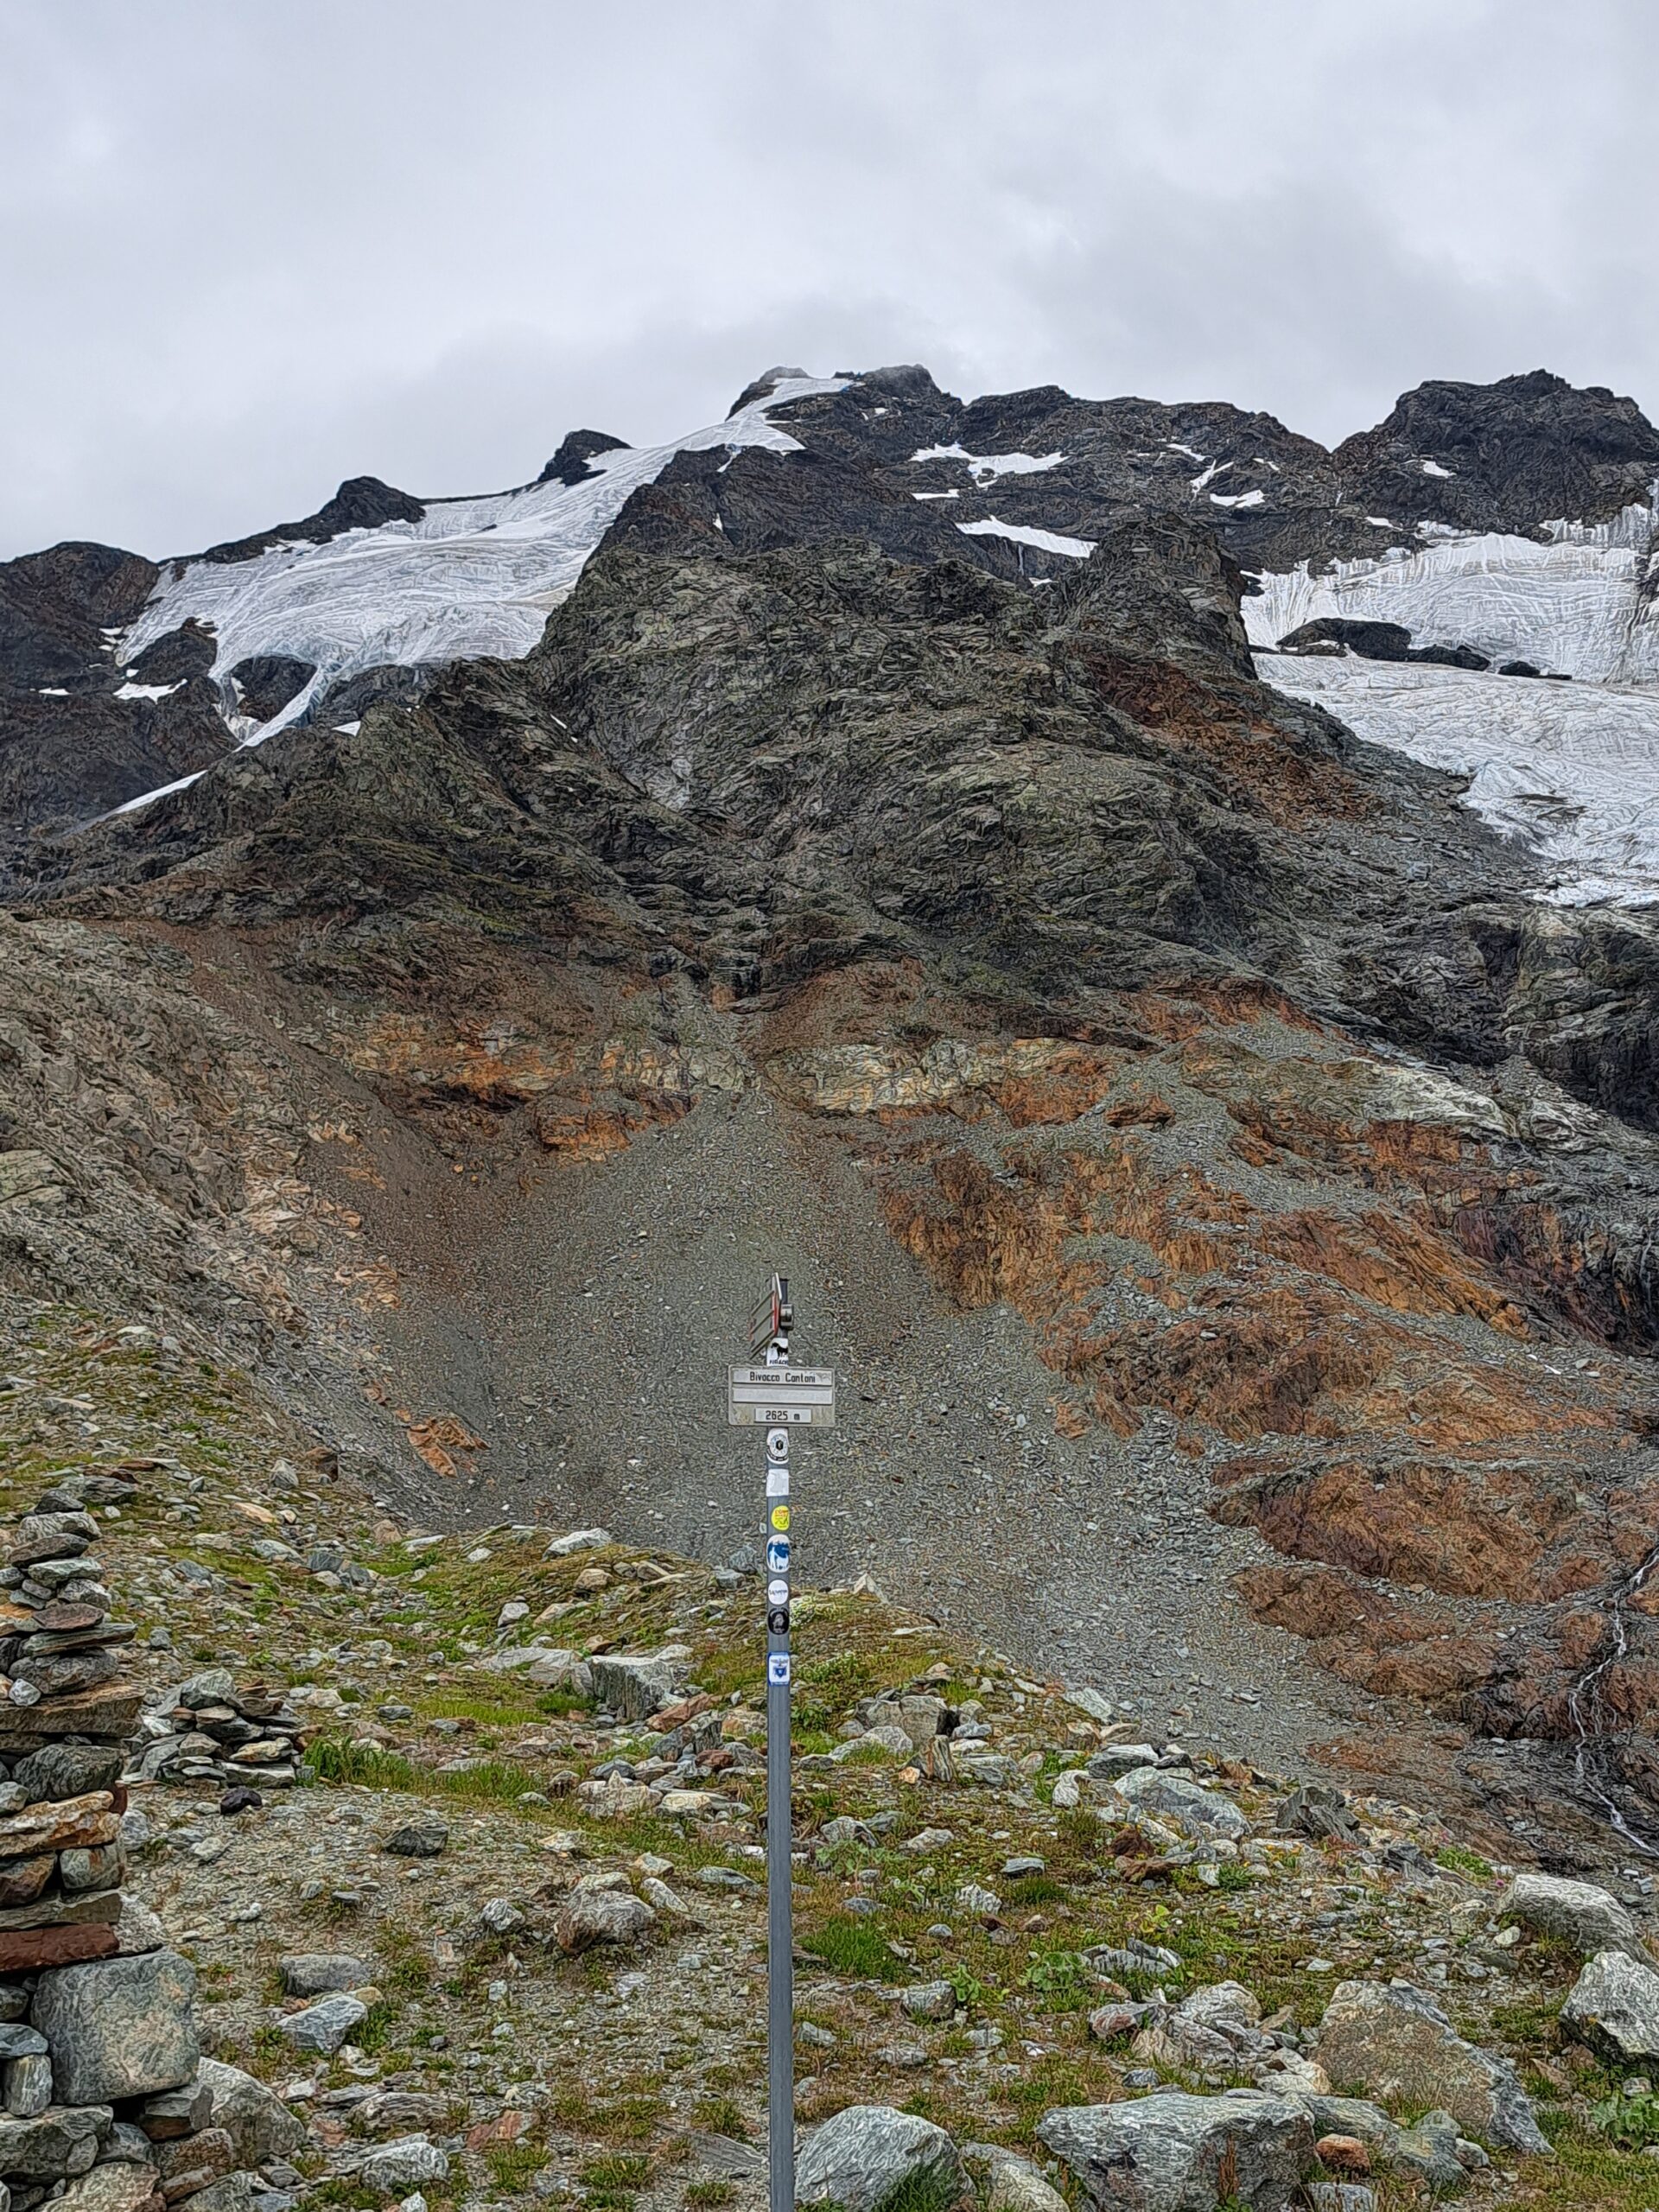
[1421,459,1454,479]
[37,687,68,697]
[1211,488,1265,509]
[912,444,1067,482]
[108,768,208,817]
[955,517,1096,560]
[114,681,182,702]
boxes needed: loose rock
[1560,1948,1659,2063]
[795,2104,964,2212]
[1314,1980,1548,2155]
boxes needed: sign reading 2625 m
[728,1365,836,1427]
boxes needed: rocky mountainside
[2,363,1658,1906]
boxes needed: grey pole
[764,1362,793,2212]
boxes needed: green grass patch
[485,2141,550,2190]
[691,2094,750,2139]
[799,1914,906,1981]
[578,2153,651,2209]
[868,2164,963,2212]
[307,1733,545,1806]
[1436,1843,1495,1882]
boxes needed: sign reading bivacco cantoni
[728,1277,835,2212]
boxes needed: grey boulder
[381,1817,447,1859]
[1111,1767,1250,1841]
[1315,1980,1548,2155]
[276,1993,367,2054]
[359,2135,451,2194]
[196,2058,306,2164]
[900,1981,956,2023]
[554,1888,655,1955]
[1499,1873,1653,1963]
[1085,1745,1160,1781]
[0,2105,111,2179]
[588,1654,679,1721]
[112,1900,167,1956]
[1560,1948,1659,2062]
[1039,2091,1314,2211]
[176,2177,251,2212]
[796,2104,964,2212]
[32,1951,197,2103]
[54,2165,159,2212]
[278,1954,369,1998]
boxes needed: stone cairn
[133,1676,306,1797]
[0,1479,297,2212]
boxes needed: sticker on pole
[767,1652,791,1685]
[767,1605,791,1636]
[766,1536,790,1573]
[767,1577,790,1605]
[766,1466,789,1497]
[770,1503,790,1531]
[728,1365,836,1427]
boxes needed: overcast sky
[3,0,1654,560]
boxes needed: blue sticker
[768,1653,791,1685]
[766,1537,790,1573]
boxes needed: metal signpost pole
[764,1388,791,2212]
[728,1279,835,2212]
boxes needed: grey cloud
[1,0,1653,558]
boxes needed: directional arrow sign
[748,1274,794,1358]
[728,1364,836,1427]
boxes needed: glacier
[1244,497,1659,906]
[116,375,849,761]
[1259,651,1659,906]
[1242,497,1659,683]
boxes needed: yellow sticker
[770,1504,791,1531]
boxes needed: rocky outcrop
[0,1490,296,2212]
[1039,2091,1315,2212]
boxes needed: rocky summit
[2,361,1659,2205]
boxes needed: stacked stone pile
[0,1491,302,2212]
[132,1675,306,1793]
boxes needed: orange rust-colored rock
[404,1414,486,1480]
[1235,1564,1499,1706]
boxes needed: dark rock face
[1332,369,1659,537]
[226,655,315,723]
[129,622,218,687]
[537,430,629,486]
[292,661,440,729]
[1278,619,1490,671]
[198,474,425,566]
[0,543,158,690]
[0,545,229,843]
